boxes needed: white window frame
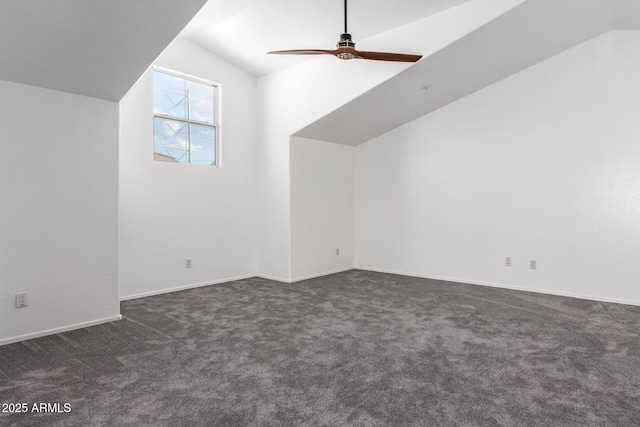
[152,65,221,167]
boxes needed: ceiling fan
[268,0,422,63]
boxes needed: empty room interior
[2,0,640,425]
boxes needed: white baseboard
[0,314,123,347]
[119,274,256,301]
[357,266,640,307]
[290,267,354,283]
[257,267,355,283]
[255,274,292,283]
[7,267,633,347]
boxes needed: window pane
[189,124,216,165]
[187,80,214,124]
[153,71,186,119]
[154,117,189,163]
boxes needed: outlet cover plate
[15,292,28,308]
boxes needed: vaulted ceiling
[0,0,207,101]
[4,0,640,147]
[181,0,471,77]
[0,0,472,101]
[295,0,640,145]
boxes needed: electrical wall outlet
[185,259,192,268]
[336,248,340,256]
[530,260,537,270]
[505,257,512,267]
[15,292,28,308]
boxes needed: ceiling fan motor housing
[336,33,356,60]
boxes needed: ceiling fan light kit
[268,0,422,63]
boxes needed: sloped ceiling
[182,0,471,77]
[295,0,640,146]
[0,0,207,101]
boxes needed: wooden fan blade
[268,49,338,56]
[355,50,422,63]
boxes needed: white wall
[258,0,522,281]
[290,137,354,280]
[257,58,408,282]
[0,80,120,345]
[119,38,257,299]
[355,30,640,305]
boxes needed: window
[152,67,219,165]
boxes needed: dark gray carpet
[1,270,640,426]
